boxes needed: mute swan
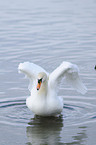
[18,61,87,116]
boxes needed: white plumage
[18,61,87,116]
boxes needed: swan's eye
[38,78,42,84]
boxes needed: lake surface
[0,0,96,144]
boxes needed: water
[0,0,96,144]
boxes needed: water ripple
[0,97,96,127]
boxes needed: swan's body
[18,61,87,116]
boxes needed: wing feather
[49,61,87,94]
[18,62,48,92]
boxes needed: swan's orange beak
[37,79,42,90]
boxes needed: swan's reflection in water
[26,115,88,145]
[26,115,63,145]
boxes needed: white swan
[18,61,87,116]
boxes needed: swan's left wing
[18,62,48,92]
[49,61,87,94]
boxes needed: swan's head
[37,72,48,91]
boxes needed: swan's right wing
[18,62,48,92]
[49,61,87,94]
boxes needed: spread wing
[18,62,48,92]
[49,61,87,94]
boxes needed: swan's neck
[37,81,48,97]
